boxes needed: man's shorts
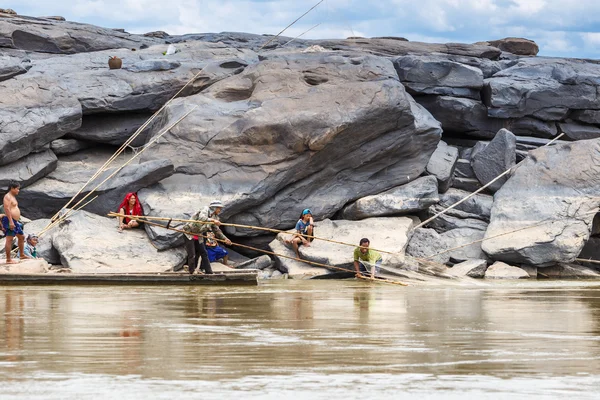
[207,245,228,262]
[1,216,23,237]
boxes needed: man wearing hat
[182,200,232,275]
[285,208,315,259]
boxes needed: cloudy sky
[4,0,600,58]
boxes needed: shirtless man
[3,181,28,264]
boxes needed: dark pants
[184,236,213,274]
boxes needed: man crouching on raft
[3,181,29,264]
[183,200,232,275]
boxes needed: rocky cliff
[1,11,599,278]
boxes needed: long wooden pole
[414,133,566,230]
[138,218,409,286]
[107,212,403,256]
[259,0,325,50]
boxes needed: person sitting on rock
[353,238,382,278]
[285,208,315,258]
[20,234,39,259]
[205,231,230,266]
[117,193,143,232]
[182,200,232,275]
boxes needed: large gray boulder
[140,52,442,239]
[68,113,153,146]
[426,141,459,193]
[0,76,81,165]
[0,14,163,53]
[483,58,600,119]
[18,148,175,220]
[394,55,484,99]
[406,227,486,264]
[270,217,417,278]
[482,139,600,266]
[51,211,186,272]
[417,95,506,139]
[472,128,516,192]
[22,41,258,115]
[0,149,57,191]
[339,176,439,220]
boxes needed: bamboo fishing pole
[107,212,403,256]
[134,217,409,286]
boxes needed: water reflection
[0,282,599,398]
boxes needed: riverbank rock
[270,217,417,278]
[417,95,506,139]
[483,38,539,56]
[540,263,600,279]
[338,176,439,220]
[472,128,516,192]
[0,54,31,81]
[0,259,49,274]
[51,211,185,272]
[483,58,600,119]
[140,52,442,235]
[427,205,489,232]
[0,149,57,191]
[394,55,484,99]
[0,76,81,165]
[67,113,153,146]
[426,141,459,192]
[482,139,600,266]
[0,14,164,54]
[448,259,488,278]
[406,227,486,264]
[485,261,530,279]
[19,148,175,220]
[438,188,493,220]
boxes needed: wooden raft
[0,270,259,286]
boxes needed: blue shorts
[206,246,228,262]
[1,216,23,237]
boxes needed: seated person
[205,232,230,266]
[23,234,39,259]
[117,193,143,232]
[353,238,382,278]
[285,209,315,258]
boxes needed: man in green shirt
[353,238,382,278]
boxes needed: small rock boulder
[0,149,57,191]
[50,139,93,156]
[485,261,530,279]
[448,259,488,278]
[540,264,600,279]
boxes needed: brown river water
[1,280,600,399]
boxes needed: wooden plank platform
[0,270,259,286]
